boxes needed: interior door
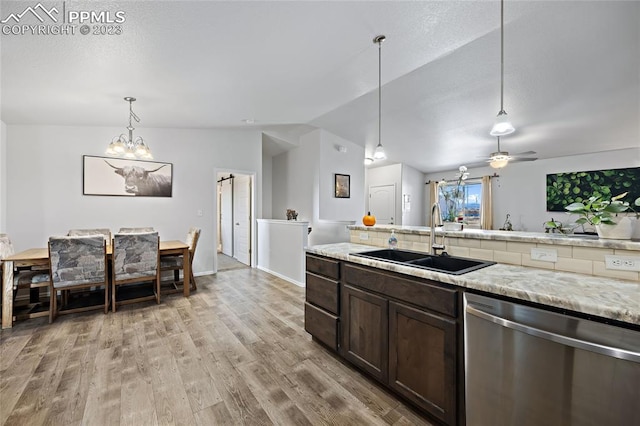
[220,179,233,256]
[369,184,396,225]
[233,174,251,266]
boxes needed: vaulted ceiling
[2,1,638,173]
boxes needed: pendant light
[490,0,515,137]
[373,35,387,160]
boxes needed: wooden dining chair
[68,228,112,243]
[111,232,160,312]
[48,235,108,323]
[1,234,50,322]
[160,227,200,293]
[118,227,154,233]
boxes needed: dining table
[2,240,190,329]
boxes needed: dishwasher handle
[466,304,640,363]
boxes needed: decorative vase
[595,217,633,240]
[630,216,640,240]
[443,222,463,231]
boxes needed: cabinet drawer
[306,272,339,315]
[305,302,339,350]
[306,254,340,280]
[344,264,458,318]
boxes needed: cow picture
[83,155,173,197]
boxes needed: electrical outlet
[605,255,640,271]
[531,248,558,262]
[359,232,369,241]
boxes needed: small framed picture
[335,173,350,198]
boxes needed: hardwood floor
[0,268,433,426]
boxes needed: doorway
[216,172,253,269]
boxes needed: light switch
[196,209,203,217]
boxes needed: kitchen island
[304,235,640,425]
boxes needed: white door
[233,174,251,266]
[369,184,396,225]
[220,179,233,256]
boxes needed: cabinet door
[341,284,388,383]
[389,301,457,426]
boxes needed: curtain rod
[425,173,499,185]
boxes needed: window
[438,178,483,228]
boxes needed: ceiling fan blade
[510,151,537,157]
[511,157,538,162]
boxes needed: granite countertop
[348,224,640,250]
[306,242,640,326]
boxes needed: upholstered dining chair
[111,232,160,312]
[1,234,50,322]
[48,235,108,323]
[160,227,200,293]
[118,227,155,233]
[68,228,112,243]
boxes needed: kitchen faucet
[430,202,446,255]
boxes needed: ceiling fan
[479,136,538,169]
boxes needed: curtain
[428,182,438,227]
[481,175,493,230]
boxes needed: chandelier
[106,97,153,160]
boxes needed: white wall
[401,163,426,226]
[262,151,273,219]
[271,128,363,246]
[0,120,6,232]
[425,148,640,232]
[318,131,365,222]
[366,163,402,225]
[5,125,262,274]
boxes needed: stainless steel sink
[352,249,496,275]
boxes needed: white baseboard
[256,266,305,287]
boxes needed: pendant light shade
[373,35,387,161]
[490,110,515,136]
[490,0,515,136]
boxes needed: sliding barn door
[233,175,251,266]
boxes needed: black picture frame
[335,173,350,198]
[83,155,173,197]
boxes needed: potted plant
[564,192,632,239]
[438,166,469,231]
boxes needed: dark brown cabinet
[389,301,457,425]
[341,284,388,383]
[304,254,341,350]
[305,254,461,425]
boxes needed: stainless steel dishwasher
[464,293,640,426]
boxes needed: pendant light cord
[378,37,382,146]
[500,0,504,112]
